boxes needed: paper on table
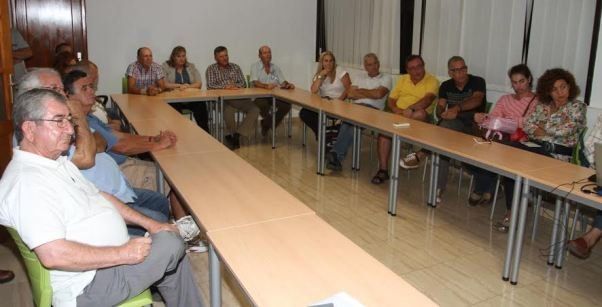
[308,292,365,307]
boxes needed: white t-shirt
[319,69,348,99]
[352,72,392,110]
[0,148,129,307]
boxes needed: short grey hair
[16,68,61,97]
[13,88,67,143]
[363,53,379,63]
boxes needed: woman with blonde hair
[299,51,351,138]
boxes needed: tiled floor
[1,118,601,306]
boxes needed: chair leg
[569,207,580,240]
[467,175,474,200]
[422,155,430,182]
[490,175,501,220]
[457,166,463,195]
[530,191,543,241]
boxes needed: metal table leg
[209,244,221,307]
[502,176,522,281]
[271,97,276,149]
[351,126,358,170]
[388,135,401,215]
[547,197,563,265]
[287,108,293,138]
[428,154,440,207]
[510,178,530,284]
[355,128,362,171]
[157,165,165,195]
[316,111,326,175]
[555,199,570,269]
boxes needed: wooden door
[9,0,87,68]
[0,0,14,174]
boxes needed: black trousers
[170,101,209,132]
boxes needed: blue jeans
[127,188,170,236]
[331,122,355,161]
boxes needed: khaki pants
[223,99,260,137]
[119,158,170,194]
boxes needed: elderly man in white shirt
[0,89,203,307]
[326,53,391,171]
[250,45,295,136]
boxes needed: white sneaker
[400,152,421,169]
[175,215,201,241]
[187,238,208,253]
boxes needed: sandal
[371,170,389,184]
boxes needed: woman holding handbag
[493,68,586,232]
[468,64,538,206]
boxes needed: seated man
[62,70,171,234]
[250,45,294,136]
[431,56,486,202]
[326,53,391,171]
[66,59,121,130]
[62,70,201,242]
[127,47,166,96]
[372,55,439,183]
[0,89,203,306]
[206,46,260,149]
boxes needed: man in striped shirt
[126,47,166,96]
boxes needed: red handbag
[509,95,537,142]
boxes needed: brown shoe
[567,237,591,259]
[0,270,15,284]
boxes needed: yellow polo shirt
[389,73,439,113]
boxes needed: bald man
[250,45,294,136]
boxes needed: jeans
[331,122,354,161]
[437,118,474,191]
[127,188,170,236]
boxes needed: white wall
[86,0,316,95]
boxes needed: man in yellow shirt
[371,55,439,184]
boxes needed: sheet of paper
[308,292,365,307]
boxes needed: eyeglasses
[30,115,74,128]
[449,66,467,73]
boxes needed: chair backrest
[572,127,590,167]
[7,228,53,307]
[122,76,128,94]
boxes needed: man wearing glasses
[0,89,203,306]
[434,56,486,203]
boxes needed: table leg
[287,108,293,138]
[209,243,221,307]
[502,176,522,281]
[157,165,165,195]
[316,111,325,175]
[510,178,530,284]
[356,128,362,171]
[547,197,563,265]
[555,199,570,269]
[351,126,358,170]
[271,97,276,149]
[429,154,440,207]
[388,135,401,215]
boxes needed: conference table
[112,86,602,290]
[111,90,436,306]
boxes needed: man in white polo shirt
[326,53,391,171]
[0,89,203,307]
